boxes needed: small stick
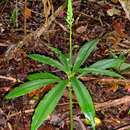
[74,117,86,130]
[15,0,18,27]
[116,124,130,130]
[7,109,34,118]
[7,122,13,130]
[24,0,27,36]
[0,75,21,83]
[95,96,130,111]
[0,43,8,47]
[55,20,88,41]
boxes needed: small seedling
[10,8,21,26]
[5,0,125,130]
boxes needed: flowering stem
[69,24,72,70]
[69,82,73,130]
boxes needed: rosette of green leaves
[5,38,125,130]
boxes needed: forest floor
[0,0,130,130]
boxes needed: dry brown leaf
[119,0,130,21]
[111,0,119,3]
[28,83,56,97]
[107,8,121,16]
[76,26,87,34]
[22,8,31,19]
[106,20,128,49]
[125,83,130,89]
[113,20,126,34]
[98,78,130,93]
[42,0,52,23]
[106,35,121,49]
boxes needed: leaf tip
[4,94,12,99]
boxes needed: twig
[76,11,98,20]
[98,78,130,84]
[55,20,88,41]
[0,0,8,17]
[7,109,34,118]
[80,76,130,85]
[74,117,86,130]
[7,122,13,130]
[0,43,8,47]
[34,2,67,39]
[15,0,18,27]
[24,0,27,35]
[98,16,103,27]
[80,76,97,81]
[0,75,21,83]
[95,96,130,111]
[116,124,130,130]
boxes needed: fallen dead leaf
[22,8,31,19]
[111,0,119,3]
[119,0,130,21]
[76,26,87,34]
[107,8,121,16]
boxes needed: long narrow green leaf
[31,80,68,130]
[72,39,100,74]
[5,79,59,99]
[78,68,124,79]
[89,59,125,70]
[28,72,61,81]
[28,54,67,72]
[120,63,130,72]
[47,46,69,72]
[71,77,95,130]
